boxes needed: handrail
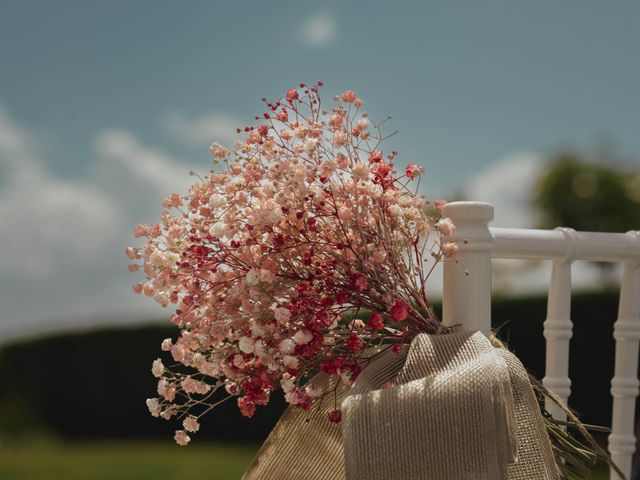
[491,227,640,264]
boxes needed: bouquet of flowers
[128,83,621,479]
[127,82,456,444]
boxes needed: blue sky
[1,1,639,340]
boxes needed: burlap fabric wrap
[242,330,560,480]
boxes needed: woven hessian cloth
[242,330,560,480]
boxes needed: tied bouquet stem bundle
[127,83,456,444]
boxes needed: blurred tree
[533,152,640,233]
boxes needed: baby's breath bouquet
[128,83,454,443]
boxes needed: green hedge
[0,291,631,441]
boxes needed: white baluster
[543,227,577,423]
[442,201,494,336]
[609,232,640,480]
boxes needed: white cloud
[96,129,195,195]
[299,11,337,47]
[163,111,240,147]
[0,105,205,342]
[0,106,120,278]
[463,152,543,228]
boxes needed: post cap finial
[442,201,494,223]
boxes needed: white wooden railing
[441,201,640,480]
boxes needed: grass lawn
[0,440,259,480]
[0,439,613,479]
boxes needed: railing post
[609,231,640,480]
[442,201,494,336]
[543,227,577,423]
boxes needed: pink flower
[133,224,147,238]
[183,416,200,433]
[340,90,356,103]
[158,379,176,401]
[442,241,458,258]
[390,299,409,322]
[174,430,191,446]
[405,163,423,180]
[286,88,299,102]
[151,358,164,378]
[435,199,447,213]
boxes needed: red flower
[390,299,409,322]
[347,332,363,352]
[328,410,342,423]
[238,397,256,418]
[368,150,383,163]
[375,162,392,178]
[367,312,385,331]
[351,273,368,292]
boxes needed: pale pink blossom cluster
[128,83,456,444]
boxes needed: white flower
[305,384,323,398]
[151,358,165,377]
[208,193,226,209]
[146,398,161,417]
[160,338,172,351]
[303,138,319,153]
[293,330,313,345]
[232,354,245,369]
[282,355,300,369]
[352,162,369,181]
[278,338,296,354]
[246,269,260,286]
[174,430,191,446]
[436,217,455,236]
[209,221,227,238]
[251,321,265,338]
[238,336,255,354]
[153,292,168,307]
[259,269,275,284]
[274,307,291,324]
[281,373,296,393]
[388,204,403,218]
